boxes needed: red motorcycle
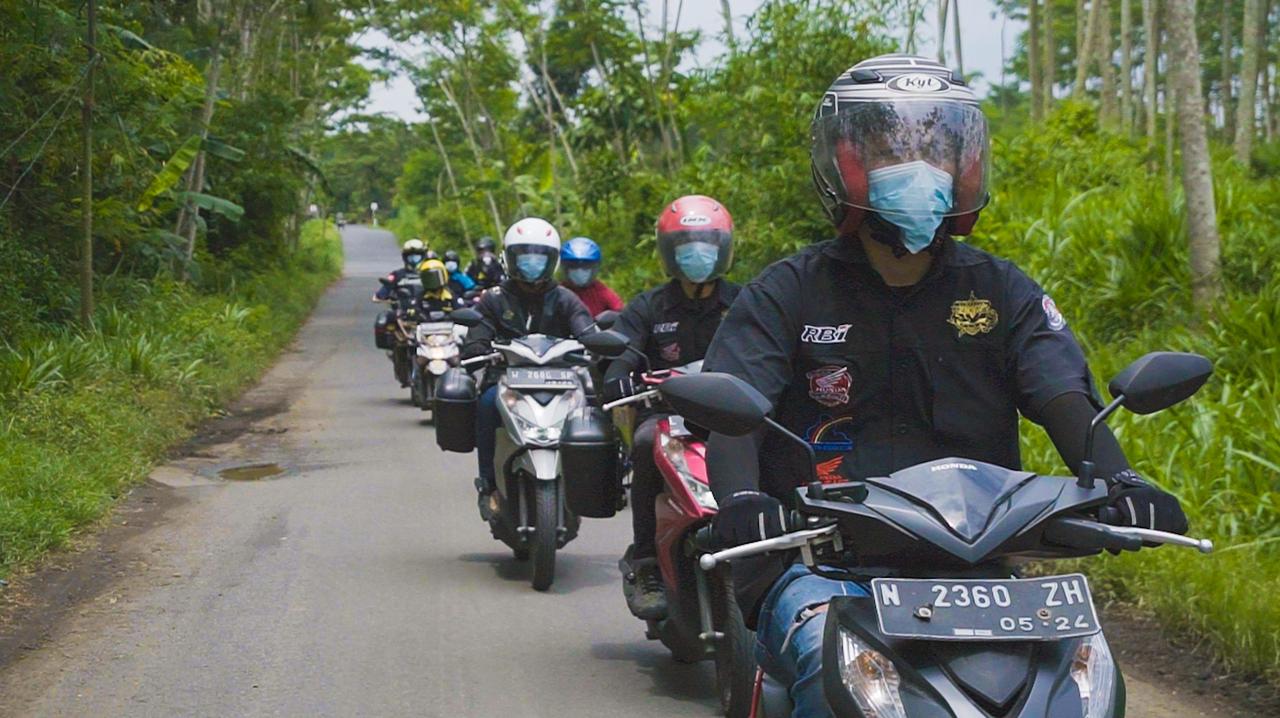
[604,362,756,717]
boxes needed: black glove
[1100,470,1188,534]
[602,376,635,404]
[713,491,788,548]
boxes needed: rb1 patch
[1042,295,1067,331]
[807,365,852,408]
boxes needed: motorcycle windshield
[868,461,1036,543]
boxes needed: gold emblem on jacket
[948,292,999,337]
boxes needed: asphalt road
[0,226,1222,717]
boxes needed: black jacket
[702,236,1103,622]
[603,279,741,383]
[461,280,594,361]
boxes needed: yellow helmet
[418,258,449,291]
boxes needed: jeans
[475,385,500,489]
[628,415,663,560]
[756,564,870,718]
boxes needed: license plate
[505,367,578,388]
[871,574,1099,641]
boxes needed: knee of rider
[789,605,829,677]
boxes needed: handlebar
[695,516,1213,573]
[461,352,501,367]
[602,388,660,412]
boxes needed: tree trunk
[589,41,634,164]
[1031,0,1044,122]
[1234,0,1263,163]
[1166,69,1177,197]
[1143,0,1160,141]
[1166,0,1223,311]
[937,0,950,64]
[180,49,221,279]
[437,77,504,237]
[1044,0,1057,114]
[1120,0,1134,131]
[80,0,96,327]
[1099,0,1117,125]
[427,119,470,241]
[720,0,735,46]
[1221,0,1235,136]
[952,0,965,75]
[1075,0,1102,96]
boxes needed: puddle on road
[218,463,285,481]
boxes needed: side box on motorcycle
[561,407,621,518]
[374,310,394,349]
[434,367,477,452]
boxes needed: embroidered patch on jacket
[653,321,679,333]
[807,366,852,407]
[816,456,847,484]
[804,415,855,452]
[1042,295,1067,331]
[800,324,852,344]
[660,342,681,363]
[947,292,1000,337]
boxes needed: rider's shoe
[475,477,499,522]
[623,553,669,621]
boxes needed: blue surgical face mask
[866,160,955,254]
[515,253,549,282]
[445,260,459,272]
[405,253,425,267]
[674,242,719,283]
[567,268,595,287]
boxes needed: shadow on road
[456,551,619,593]
[591,640,720,711]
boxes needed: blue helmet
[561,237,602,288]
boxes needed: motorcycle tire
[394,347,411,387]
[409,369,423,407]
[712,569,757,718]
[530,481,558,591]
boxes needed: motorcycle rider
[417,258,465,313]
[700,55,1189,717]
[601,195,741,620]
[463,218,595,518]
[372,238,428,302]
[443,249,477,296]
[560,237,624,316]
[466,236,507,289]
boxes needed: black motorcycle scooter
[663,352,1214,718]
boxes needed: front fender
[526,448,560,480]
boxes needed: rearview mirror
[658,373,771,437]
[378,276,394,287]
[594,310,620,330]
[579,330,629,357]
[450,307,484,328]
[1108,352,1213,415]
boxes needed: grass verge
[0,220,342,577]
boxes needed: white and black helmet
[502,217,561,286]
[810,54,991,237]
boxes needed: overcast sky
[361,1,1018,122]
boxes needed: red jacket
[567,280,624,316]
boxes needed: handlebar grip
[1043,517,1143,553]
[693,525,719,554]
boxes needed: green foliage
[0,221,341,575]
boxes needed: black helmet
[475,236,496,253]
[810,54,990,250]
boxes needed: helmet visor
[812,99,990,218]
[657,229,734,283]
[504,245,559,284]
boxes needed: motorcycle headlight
[1071,632,1116,718]
[500,388,561,446]
[427,359,449,375]
[425,333,453,347]
[659,432,716,509]
[837,627,908,718]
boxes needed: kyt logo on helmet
[809,55,990,256]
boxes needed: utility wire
[0,88,82,214]
[0,61,93,164]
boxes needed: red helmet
[656,195,734,284]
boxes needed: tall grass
[979,105,1280,679]
[0,220,342,575]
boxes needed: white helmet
[503,217,561,285]
[401,238,427,268]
